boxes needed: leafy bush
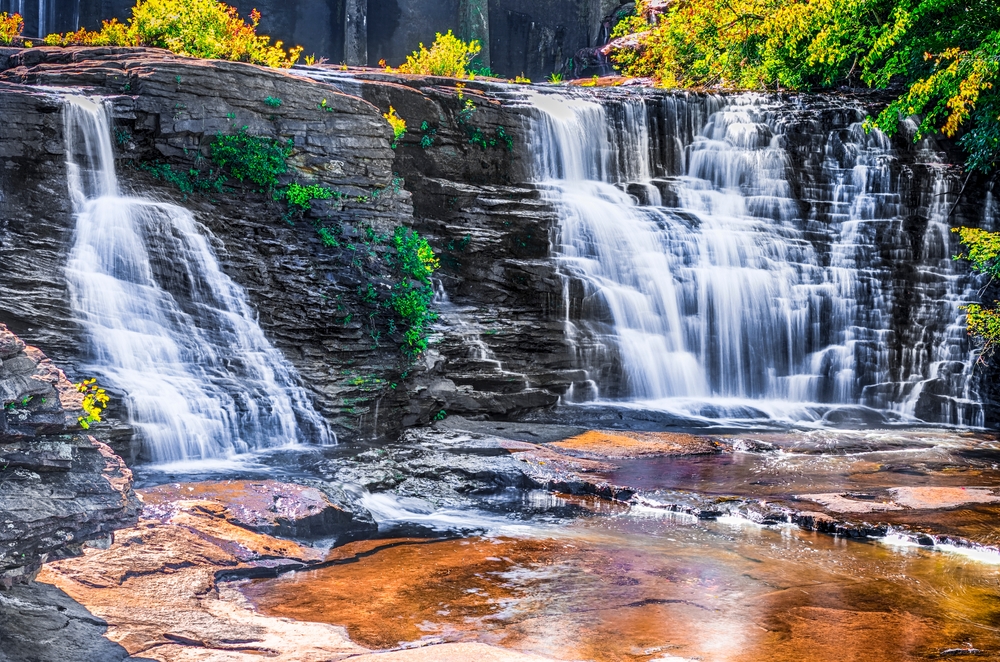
[43,0,302,67]
[383,106,407,148]
[44,19,131,46]
[609,0,1000,173]
[0,12,23,44]
[396,30,481,79]
[139,161,226,195]
[209,126,292,191]
[390,227,440,356]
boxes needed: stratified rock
[0,323,140,588]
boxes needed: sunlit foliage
[0,12,23,45]
[954,227,1000,356]
[395,30,481,79]
[610,0,1000,173]
[43,0,302,67]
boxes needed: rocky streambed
[6,417,1000,661]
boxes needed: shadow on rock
[0,580,154,662]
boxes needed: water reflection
[243,502,1000,661]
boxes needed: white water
[63,96,331,462]
[527,91,982,426]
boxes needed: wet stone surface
[24,420,1000,661]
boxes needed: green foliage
[419,121,438,149]
[43,0,302,67]
[139,161,226,195]
[285,182,334,210]
[389,227,440,356]
[76,378,110,430]
[264,96,283,107]
[210,126,293,191]
[469,65,497,78]
[433,409,447,421]
[383,106,407,148]
[396,30,482,79]
[392,226,440,283]
[0,12,22,45]
[954,227,1000,278]
[316,226,340,247]
[964,303,1000,356]
[468,126,514,151]
[115,128,133,145]
[547,72,564,83]
[609,0,1000,172]
[455,99,514,151]
[954,226,1000,355]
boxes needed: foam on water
[525,90,983,426]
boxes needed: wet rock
[795,486,1000,514]
[141,480,376,541]
[38,486,559,661]
[549,429,727,458]
[0,324,139,588]
[0,580,139,662]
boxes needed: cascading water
[527,90,983,426]
[63,96,331,462]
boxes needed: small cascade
[431,280,531,395]
[63,96,331,462]
[526,90,983,426]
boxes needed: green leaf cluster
[389,228,440,356]
[210,126,293,192]
[954,227,1000,356]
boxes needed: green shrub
[389,227,439,356]
[397,30,481,79]
[954,227,1000,355]
[210,126,292,191]
[139,161,226,195]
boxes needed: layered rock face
[0,47,426,444]
[0,48,573,446]
[0,323,139,588]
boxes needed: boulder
[0,324,140,588]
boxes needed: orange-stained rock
[38,482,560,662]
[550,429,725,459]
[797,486,1000,514]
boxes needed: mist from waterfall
[63,96,331,463]
[527,90,983,427]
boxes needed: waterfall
[63,96,332,462]
[527,90,983,426]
